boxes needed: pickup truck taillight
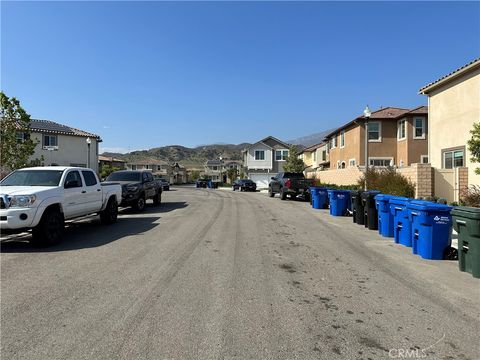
[285,179,292,189]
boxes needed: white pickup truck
[0,166,122,246]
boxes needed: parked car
[232,179,257,192]
[105,170,162,211]
[268,172,316,201]
[196,178,209,188]
[154,176,170,191]
[0,167,122,246]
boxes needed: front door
[63,170,86,218]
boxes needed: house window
[254,150,265,161]
[332,136,337,149]
[443,148,464,169]
[321,150,327,162]
[349,159,356,167]
[420,155,429,164]
[131,165,137,170]
[397,119,406,140]
[43,135,58,147]
[212,166,218,170]
[414,118,426,139]
[369,157,393,167]
[312,152,316,162]
[340,131,345,148]
[368,121,381,142]
[16,132,27,143]
[340,161,346,169]
[275,150,288,161]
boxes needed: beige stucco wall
[427,66,480,186]
[313,167,363,185]
[329,125,361,168]
[29,132,99,173]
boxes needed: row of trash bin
[309,187,480,279]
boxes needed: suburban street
[1,186,479,360]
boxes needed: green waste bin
[451,206,480,279]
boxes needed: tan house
[98,155,126,172]
[325,106,428,169]
[419,58,480,188]
[298,142,329,172]
[15,119,102,172]
[126,159,170,177]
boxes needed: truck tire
[153,191,162,206]
[31,209,64,247]
[133,194,146,212]
[100,197,118,224]
[268,187,274,197]
[280,188,287,200]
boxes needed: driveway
[1,187,479,359]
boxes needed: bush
[460,185,480,208]
[357,167,415,198]
[315,182,360,191]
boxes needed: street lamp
[86,137,91,168]
[363,105,371,191]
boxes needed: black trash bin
[361,191,380,230]
[350,190,365,225]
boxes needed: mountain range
[102,130,333,168]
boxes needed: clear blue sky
[2,1,479,153]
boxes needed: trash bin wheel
[443,246,458,261]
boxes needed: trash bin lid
[327,189,350,194]
[451,206,480,220]
[361,190,380,200]
[375,194,394,202]
[389,197,410,206]
[407,200,452,212]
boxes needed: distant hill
[102,143,251,169]
[287,128,334,147]
[101,130,335,169]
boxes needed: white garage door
[249,174,276,189]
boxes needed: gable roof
[298,141,327,154]
[244,135,290,151]
[127,158,169,166]
[98,155,126,163]
[206,159,223,166]
[29,119,102,140]
[324,106,415,139]
[419,58,480,94]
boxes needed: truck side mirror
[271,177,275,180]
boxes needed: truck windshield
[106,172,142,182]
[0,170,64,186]
[283,172,305,178]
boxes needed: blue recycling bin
[311,187,328,209]
[207,180,213,188]
[375,194,395,238]
[328,190,351,216]
[389,197,411,246]
[407,200,453,260]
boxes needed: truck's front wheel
[100,197,118,224]
[268,187,274,197]
[280,188,287,200]
[31,209,64,247]
[133,194,146,212]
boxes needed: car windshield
[241,180,253,184]
[0,170,64,186]
[106,172,142,182]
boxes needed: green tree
[467,122,480,175]
[227,168,238,183]
[282,145,305,173]
[189,170,201,182]
[100,164,120,180]
[0,92,39,171]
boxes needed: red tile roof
[419,58,480,94]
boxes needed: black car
[154,176,170,191]
[232,179,257,192]
[105,170,162,211]
[196,178,209,188]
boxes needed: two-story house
[298,141,329,173]
[16,119,102,172]
[420,58,480,188]
[204,160,223,182]
[325,106,428,169]
[126,159,170,177]
[242,136,290,188]
[98,155,126,172]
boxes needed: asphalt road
[1,186,479,360]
